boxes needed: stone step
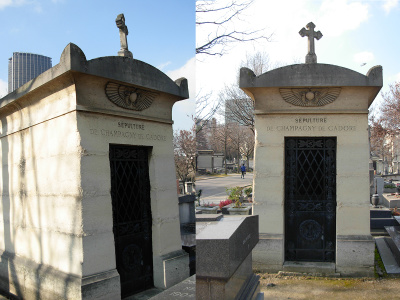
[370,207,393,218]
[384,226,400,267]
[195,214,223,222]
[282,262,337,275]
[370,218,398,229]
[371,228,390,236]
[375,237,400,274]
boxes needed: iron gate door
[109,144,153,298]
[285,137,336,262]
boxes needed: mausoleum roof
[0,43,189,109]
[240,63,382,89]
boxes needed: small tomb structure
[239,22,382,276]
[0,15,190,299]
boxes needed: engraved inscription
[90,129,166,141]
[242,234,251,245]
[265,118,356,132]
[118,122,145,130]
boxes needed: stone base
[197,253,260,300]
[0,250,120,300]
[336,235,375,277]
[253,234,375,277]
[151,275,195,300]
[283,262,337,275]
[252,234,284,273]
[117,49,133,58]
[153,250,190,290]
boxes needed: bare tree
[221,51,276,133]
[239,126,255,168]
[174,127,196,182]
[369,82,400,169]
[379,82,400,135]
[227,123,248,172]
[196,0,271,56]
[195,91,221,134]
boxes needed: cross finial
[299,22,323,64]
[116,14,133,58]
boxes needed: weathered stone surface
[151,275,195,299]
[0,42,190,298]
[196,215,259,279]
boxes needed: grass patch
[375,246,388,278]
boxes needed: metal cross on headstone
[115,13,133,59]
[299,22,322,64]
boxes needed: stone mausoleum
[0,15,190,299]
[240,22,382,276]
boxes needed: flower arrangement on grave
[226,186,245,208]
[392,207,400,216]
[201,202,217,207]
[219,199,233,210]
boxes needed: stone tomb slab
[150,275,195,299]
[196,215,259,279]
[196,215,260,299]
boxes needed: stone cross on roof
[299,22,322,64]
[115,13,133,59]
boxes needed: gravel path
[258,273,400,300]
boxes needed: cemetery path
[195,173,253,205]
[258,273,400,299]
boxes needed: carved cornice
[280,87,341,107]
[105,82,158,111]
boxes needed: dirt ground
[258,273,400,300]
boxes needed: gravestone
[178,194,196,276]
[239,22,382,276]
[196,215,261,299]
[375,177,384,204]
[0,15,190,299]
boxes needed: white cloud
[0,0,42,11]
[383,0,399,13]
[157,61,172,71]
[317,0,370,37]
[0,79,8,98]
[0,0,13,9]
[167,57,196,131]
[353,51,374,65]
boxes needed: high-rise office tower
[8,52,52,92]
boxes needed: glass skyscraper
[8,52,52,92]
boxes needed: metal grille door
[285,137,336,262]
[109,145,153,298]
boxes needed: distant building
[8,52,52,92]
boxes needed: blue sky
[197,0,400,115]
[0,0,195,131]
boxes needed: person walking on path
[240,164,246,179]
